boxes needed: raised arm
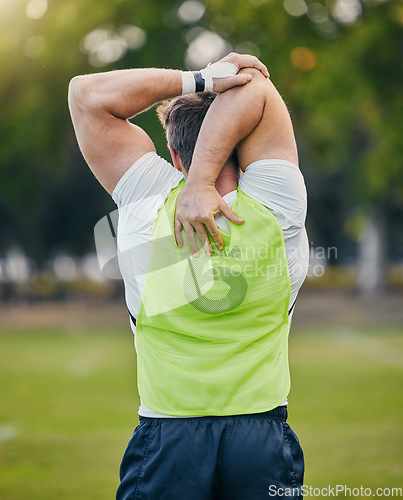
[69,68,181,194]
[68,54,269,195]
[174,68,298,254]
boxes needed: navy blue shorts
[116,406,304,500]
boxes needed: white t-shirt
[112,151,309,418]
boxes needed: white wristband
[181,70,196,95]
[201,61,238,92]
[181,61,239,95]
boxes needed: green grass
[288,326,403,495]
[0,328,139,500]
[1,326,402,499]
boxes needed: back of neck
[215,162,241,197]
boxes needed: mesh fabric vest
[136,179,291,416]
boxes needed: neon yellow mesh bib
[136,179,291,416]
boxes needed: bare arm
[68,54,270,195]
[68,68,181,194]
[175,68,298,255]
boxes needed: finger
[219,202,244,224]
[254,61,270,78]
[174,218,184,247]
[194,223,212,256]
[214,73,252,92]
[239,55,269,78]
[230,73,253,87]
[205,218,224,250]
[183,222,199,257]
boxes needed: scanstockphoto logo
[268,485,403,497]
[94,207,291,281]
[94,208,337,279]
[307,244,337,278]
[94,206,337,315]
[94,205,252,315]
[94,209,121,280]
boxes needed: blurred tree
[287,0,403,294]
[201,0,403,293]
[0,0,189,260]
[0,0,401,294]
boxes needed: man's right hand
[174,182,244,257]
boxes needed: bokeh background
[0,0,402,499]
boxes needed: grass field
[0,314,402,499]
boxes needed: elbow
[237,67,268,106]
[68,75,96,113]
[239,67,268,86]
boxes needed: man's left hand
[208,52,270,93]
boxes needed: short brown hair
[157,92,216,171]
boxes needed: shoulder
[239,159,307,229]
[112,152,184,208]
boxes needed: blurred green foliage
[0,0,402,261]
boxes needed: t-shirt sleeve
[112,151,184,209]
[238,159,307,231]
[237,159,309,311]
